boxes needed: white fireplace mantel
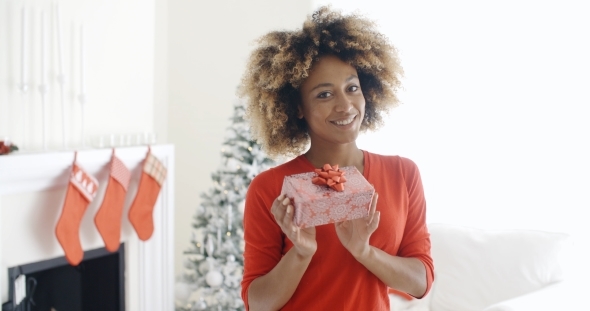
[0,144,175,311]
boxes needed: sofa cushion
[389,290,432,311]
[428,223,568,311]
[482,280,583,311]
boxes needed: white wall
[0,0,160,306]
[317,1,590,239]
[0,0,157,150]
[168,0,313,276]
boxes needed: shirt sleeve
[397,157,435,298]
[240,169,284,310]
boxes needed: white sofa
[389,223,583,311]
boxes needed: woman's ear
[297,105,304,119]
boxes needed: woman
[238,6,434,311]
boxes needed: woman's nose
[334,94,354,112]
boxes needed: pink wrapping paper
[280,166,375,228]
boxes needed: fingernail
[292,226,297,232]
[282,197,290,205]
[287,205,292,214]
[278,194,285,200]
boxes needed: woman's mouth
[332,116,356,126]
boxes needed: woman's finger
[283,204,297,232]
[367,192,378,224]
[369,211,381,232]
[270,194,284,214]
[271,194,288,222]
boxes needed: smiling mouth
[332,115,356,126]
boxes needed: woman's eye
[318,92,332,98]
[348,85,359,92]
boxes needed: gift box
[280,165,375,228]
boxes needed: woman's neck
[304,143,364,172]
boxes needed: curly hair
[238,6,403,159]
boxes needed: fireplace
[0,145,175,311]
[4,245,125,311]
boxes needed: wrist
[352,244,372,262]
[294,246,316,261]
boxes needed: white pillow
[482,281,583,311]
[428,223,569,311]
[389,290,432,311]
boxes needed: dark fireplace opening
[2,245,125,311]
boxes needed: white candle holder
[79,24,86,148]
[54,3,67,149]
[39,10,49,151]
[19,6,29,150]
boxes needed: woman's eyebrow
[345,74,359,82]
[309,75,359,92]
[310,83,333,92]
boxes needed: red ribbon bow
[311,164,347,192]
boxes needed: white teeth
[334,117,354,125]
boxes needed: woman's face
[299,55,366,147]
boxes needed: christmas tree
[176,100,277,311]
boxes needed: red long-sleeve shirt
[242,150,434,310]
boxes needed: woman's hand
[271,194,317,258]
[335,192,380,259]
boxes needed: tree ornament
[206,270,224,287]
[198,260,210,274]
[192,298,207,311]
[174,281,192,306]
[216,227,222,250]
[205,234,215,256]
[227,204,233,230]
[195,204,205,216]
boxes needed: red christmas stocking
[94,151,131,252]
[128,149,167,241]
[55,160,99,266]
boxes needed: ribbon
[311,164,347,192]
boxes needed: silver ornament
[205,235,215,256]
[206,270,224,287]
[198,260,210,274]
[192,298,207,311]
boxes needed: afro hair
[238,6,403,158]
